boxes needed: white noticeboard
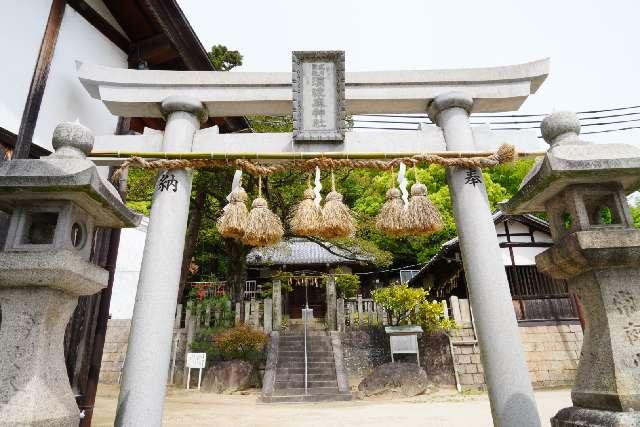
[186,352,206,390]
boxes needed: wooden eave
[69,0,249,133]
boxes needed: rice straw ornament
[242,175,284,247]
[405,165,444,235]
[289,171,323,236]
[319,170,356,239]
[375,165,410,236]
[217,170,248,239]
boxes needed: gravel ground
[92,385,571,427]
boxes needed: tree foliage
[372,282,455,332]
[207,44,243,71]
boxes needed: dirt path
[93,385,571,427]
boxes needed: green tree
[207,44,243,71]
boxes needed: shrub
[330,269,361,299]
[212,324,267,363]
[372,282,455,332]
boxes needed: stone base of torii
[77,54,551,427]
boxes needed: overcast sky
[179,0,640,145]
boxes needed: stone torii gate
[78,52,549,427]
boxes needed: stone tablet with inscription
[292,51,345,143]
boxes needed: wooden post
[336,297,345,332]
[263,298,273,333]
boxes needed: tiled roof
[246,238,372,266]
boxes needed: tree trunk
[224,238,249,321]
[177,185,207,304]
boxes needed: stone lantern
[502,111,640,426]
[0,122,139,426]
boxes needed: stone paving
[92,385,571,427]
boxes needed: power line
[355,104,640,120]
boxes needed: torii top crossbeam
[77,58,548,118]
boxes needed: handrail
[303,308,308,394]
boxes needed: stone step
[279,343,333,350]
[269,387,341,396]
[277,362,335,369]
[278,356,334,363]
[274,380,337,389]
[276,373,337,382]
[279,339,331,345]
[275,367,336,376]
[279,349,333,355]
[261,392,352,403]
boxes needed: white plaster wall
[32,5,127,151]
[110,217,148,319]
[0,0,51,134]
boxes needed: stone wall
[99,319,130,384]
[339,323,582,391]
[340,327,455,387]
[450,323,583,390]
[99,319,187,385]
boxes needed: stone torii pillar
[115,96,207,426]
[428,92,540,427]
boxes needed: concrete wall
[109,217,148,319]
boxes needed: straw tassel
[242,176,284,247]
[405,167,443,235]
[217,186,249,239]
[320,171,356,239]
[290,177,323,236]
[376,187,408,236]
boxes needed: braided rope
[111,144,515,182]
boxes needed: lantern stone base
[0,288,80,426]
[551,406,640,427]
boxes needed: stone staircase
[261,331,352,403]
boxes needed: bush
[215,324,267,363]
[332,269,361,299]
[372,282,455,332]
[191,324,267,365]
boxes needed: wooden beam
[128,33,177,67]
[140,0,213,71]
[13,0,65,159]
[67,0,130,52]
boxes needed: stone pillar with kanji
[503,111,640,426]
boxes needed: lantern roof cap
[0,122,140,228]
[502,112,640,214]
